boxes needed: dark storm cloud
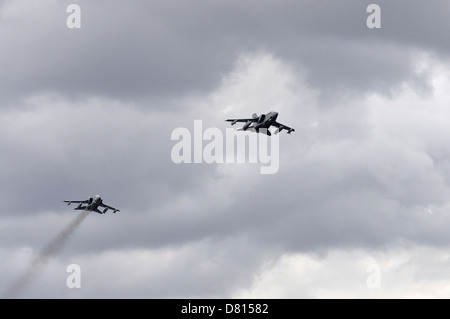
[1,0,450,105]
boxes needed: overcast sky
[1,0,450,298]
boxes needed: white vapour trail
[2,212,89,298]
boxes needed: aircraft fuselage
[65,195,119,214]
[76,195,103,212]
[254,111,278,129]
[226,111,294,135]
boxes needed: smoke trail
[2,212,89,298]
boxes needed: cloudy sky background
[1,0,450,298]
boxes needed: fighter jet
[226,111,295,136]
[64,195,120,214]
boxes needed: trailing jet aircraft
[226,111,295,136]
[64,195,120,214]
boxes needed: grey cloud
[2,0,449,106]
[1,236,276,298]
[0,96,218,216]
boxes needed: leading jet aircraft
[64,195,120,214]
[226,111,295,136]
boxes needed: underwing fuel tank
[242,120,252,130]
